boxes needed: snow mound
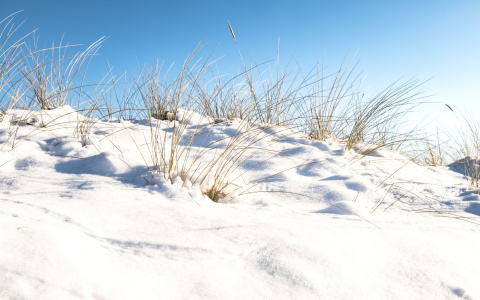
[1,107,480,299]
[449,156,480,174]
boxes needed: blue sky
[2,0,480,121]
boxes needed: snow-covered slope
[1,107,479,299]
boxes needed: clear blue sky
[2,0,480,120]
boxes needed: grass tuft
[5,10,477,222]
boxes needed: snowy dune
[1,107,480,299]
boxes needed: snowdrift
[1,107,479,299]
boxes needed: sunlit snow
[1,107,479,299]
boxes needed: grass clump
[0,12,446,207]
[0,12,31,112]
[19,35,105,110]
[445,112,480,193]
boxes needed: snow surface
[1,107,480,299]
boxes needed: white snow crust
[1,107,479,299]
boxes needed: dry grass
[305,55,362,141]
[343,79,426,153]
[0,11,32,111]
[446,112,480,193]
[18,34,105,110]
[0,12,456,207]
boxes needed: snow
[1,106,480,299]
